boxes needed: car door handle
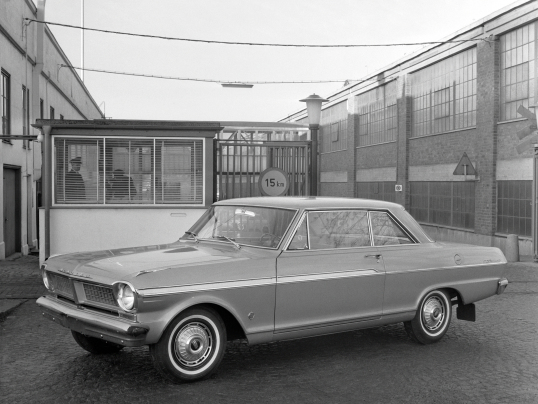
[365,254,382,260]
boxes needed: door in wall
[3,167,21,257]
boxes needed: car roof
[214,196,403,210]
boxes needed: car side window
[288,216,308,250]
[308,210,370,250]
[370,211,414,246]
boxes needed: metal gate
[216,140,311,200]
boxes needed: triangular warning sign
[453,153,477,175]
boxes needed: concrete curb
[0,299,27,322]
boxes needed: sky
[41,0,519,122]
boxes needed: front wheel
[150,307,226,383]
[404,289,452,345]
[71,331,124,354]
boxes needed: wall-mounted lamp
[38,125,52,142]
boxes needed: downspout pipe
[34,1,48,258]
[42,125,52,259]
[32,0,45,127]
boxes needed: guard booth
[34,119,310,264]
[34,119,221,264]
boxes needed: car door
[274,209,386,333]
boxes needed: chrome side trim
[274,315,381,334]
[385,261,506,275]
[277,268,382,284]
[139,277,275,297]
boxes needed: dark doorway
[3,167,21,257]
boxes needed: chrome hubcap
[422,296,445,332]
[174,322,213,367]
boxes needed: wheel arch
[149,298,248,345]
[412,284,466,312]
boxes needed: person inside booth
[108,169,137,201]
[65,156,86,201]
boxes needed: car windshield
[183,205,297,248]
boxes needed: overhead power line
[59,64,395,85]
[27,18,492,48]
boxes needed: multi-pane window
[500,23,536,121]
[497,180,532,236]
[356,182,396,203]
[410,48,477,137]
[320,101,347,153]
[409,181,475,229]
[54,137,204,205]
[1,70,10,142]
[356,80,397,147]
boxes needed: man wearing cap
[65,156,86,201]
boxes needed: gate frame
[215,139,311,201]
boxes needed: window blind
[54,137,204,205]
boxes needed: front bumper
[36,295,149,347]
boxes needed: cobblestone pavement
[0,256,537,404]
[0,255,44,299]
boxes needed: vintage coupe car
[37,197,508,382]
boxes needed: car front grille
[83,283,116,306]
[48,272,74,299]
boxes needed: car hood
[44,242,263,284]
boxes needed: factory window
[410,47,477,137]
[320,101,347,152]
[356,80,397,147]
[53,137,204,205]
[1,70,11,143]
[409,181,475,229]
[497,180,531,237]
[500,22,536,121]
[356,182,396,203]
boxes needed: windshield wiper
[213,235,241,250]
[184,231,199,243]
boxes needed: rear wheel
[71,331,124,354]
[150,307,226,383]
[404,289,452,344]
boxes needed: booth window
[54,137,204,205]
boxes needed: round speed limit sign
[258,167,289,196]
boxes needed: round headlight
[42,270,50,290]
[117,283,135,311]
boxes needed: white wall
[0,0,103,259]
[39,208,206,264]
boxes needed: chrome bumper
[36,295,149,347]
[497,278,509,295]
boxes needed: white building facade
[1,0,103,259]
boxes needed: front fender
[137,282,276,345]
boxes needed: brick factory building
[282,0,538,256]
